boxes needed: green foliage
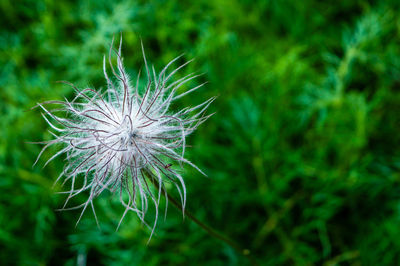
[1,0,400,265]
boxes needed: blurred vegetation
[1,0,400,265]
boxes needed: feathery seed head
[34,37,214,236]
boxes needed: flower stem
[144,170,259,265]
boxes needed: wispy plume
[33,36,214,237]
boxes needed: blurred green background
[1,0,400,265]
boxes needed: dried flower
[34,37,214,236]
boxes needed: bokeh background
[1,0,400,265]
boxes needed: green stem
[144,170,258,265]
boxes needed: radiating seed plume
[33,37,214,238]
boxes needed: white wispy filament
[34,38,214,237]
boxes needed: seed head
[34,37,214,236]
